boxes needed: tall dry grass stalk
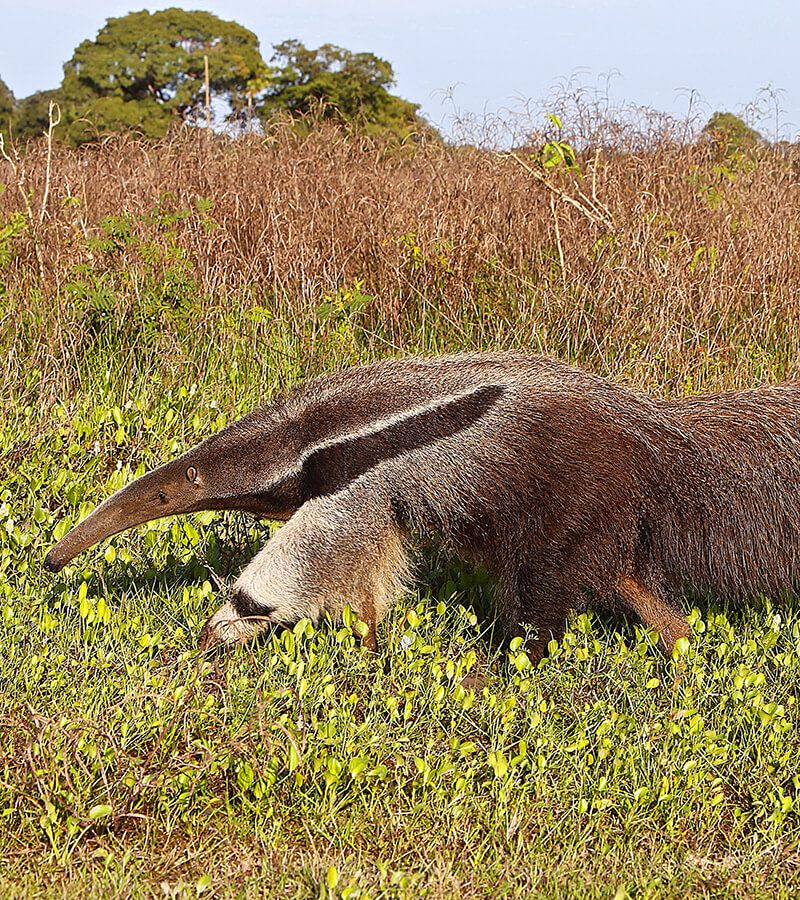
[2,121,800,410]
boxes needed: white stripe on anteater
[250,382,505,502]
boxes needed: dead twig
[39,101,62,225]
[504,150,615,232]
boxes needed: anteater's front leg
[497,564,577,663]
[199,487,411,652]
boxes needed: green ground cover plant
[2,124,800,897]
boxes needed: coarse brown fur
[44,352,800,659]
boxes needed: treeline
[1,7,784,155]
[0,8,429,146]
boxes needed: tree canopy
[13,90,66,141]
[5,12,431,145]
[37,8,267,143]
[0,77,15,144]
[703,111,764,156]
[260,40,426,140]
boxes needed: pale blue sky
[1,0,798,141]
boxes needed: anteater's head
[43,414,301,573]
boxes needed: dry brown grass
[2,121,800,407]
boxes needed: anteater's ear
[301,383,505,499]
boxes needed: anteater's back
[657,384,800,599]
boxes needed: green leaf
[487,750,509,779]
[53,518,71,540]
[348,757,369,779]
[672,637,691,660]
[88,804,112,819]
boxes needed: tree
[56,8,268,142]
[260,41,429,140]
[703,112,764,156]
[0,77,15,144]
[11,90,61,141]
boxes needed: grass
[2,124,800,897]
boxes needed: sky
[1,0,799,142]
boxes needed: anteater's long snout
[44,461,205,573]
[44,497,128,572]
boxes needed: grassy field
[2,125,800,897]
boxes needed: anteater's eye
[158,490,167,503]
[186,466,198,483]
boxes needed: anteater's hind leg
[616,575,689,656]
[199,487,411,651]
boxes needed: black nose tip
[43,550,63,573]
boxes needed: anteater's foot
[198,602,271,652]
[361,620,378,652]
